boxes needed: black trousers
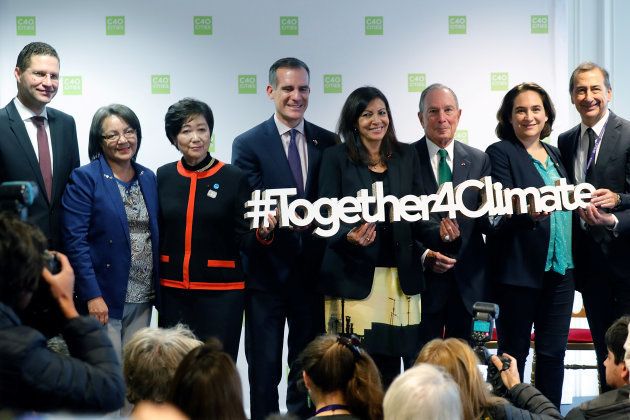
[245,285,324,420]
[496,270,574,408]
[158,287,244,362]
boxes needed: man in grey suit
[0,42,79,336]
[558,62,630,393]
[411,84,491,350]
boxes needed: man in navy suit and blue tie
[232,57,336,419]
[411,84,491,351]
[558,62,630,393]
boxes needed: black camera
[0,181,65,337]
[471,302,510,398]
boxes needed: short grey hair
[419,83,459,114]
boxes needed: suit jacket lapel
[47,110,64,203]
[6,102,48,202]
[594,112,621,176]
[99,156,130,248]
[264,116,298,190]
[304,120,322,196]
[387,150,401,198]
[417,137,438,193]
[452,141,471,186]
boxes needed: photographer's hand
[88,297,109,325]
[41,251,79,320]
[491,353,520,390]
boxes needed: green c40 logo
[365,16,383,35]
[151,75,170,94]
[106,16,125,35]
[531,15,549,34]
[16,16,36,36]
[324,74,342,93]
[194,16,213,35]
[280,16,299,35]
[491,72,509,91]
[449,16,466,34]
[239,75,257,94]
[63,77,82,95]
[408,74,427,93]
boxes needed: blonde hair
[123,324,202,404]
[383,363,462,420]
[415,338,505,420]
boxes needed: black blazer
[485,139,568,289]
[558,111,630,280]
[318,142,440,299]
[0,100,80,248]
[231,115,337,291]
[413,137,491,313]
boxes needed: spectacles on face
[102,127,137,143]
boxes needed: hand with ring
[439,218,460,243]
[347,222,376,247]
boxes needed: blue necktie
[288,129,304,196]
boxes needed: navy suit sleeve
[232,135,263,190]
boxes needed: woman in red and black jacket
[157,98,250,361]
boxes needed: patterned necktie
[585,127,596,174]
[287,129,304,196]
[438,148,452,185]
[32,116,53,201]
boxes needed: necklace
[315,404,350,415]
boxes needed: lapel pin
[207,189,217,198]
[313,139,318,146]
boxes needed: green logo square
[408,73,427,93]
[455,130,468,145]
[324,74,342,94]
[365,16,383,35]
[106,16,125,35]
[448,16,466,34]
[491,72,509,91]
[531,15,549,34]
[194,16,213,35]
[151,75,170,94]
[238,75,257,94]
[16,16,36,36]
[280,16,299,35]
[63,76,82,95]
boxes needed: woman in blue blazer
[485,83,573,408]
[62,104,159,360]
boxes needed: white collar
[426,136,455,159]
[273,114,305,137]
[13,97,48,121]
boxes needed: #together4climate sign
[244,177,595,238]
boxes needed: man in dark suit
[558,62,630,393]
[231,57,336,419]
[411,84,490,350]
[0,42,79,249]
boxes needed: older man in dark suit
[232,57,336,420]
[0,42,80,337]
[411,84,491,351]
[558,62,630,393]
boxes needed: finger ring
[444,235,450,242]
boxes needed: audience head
[495,82,555,142]
[338,86,398,166]
[416,338,503,420]
[0,213,46,310]
[604,316,630,388]
[164,98,214,166]
[418,83,461,148]
[88,104,142,162]
[299,334,383,420]
[169,338,246,420]
[14,42,60,113]
[123,324,202,404]
[383,363,462,420]
[267,57,310,127]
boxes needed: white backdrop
[3,0,600,413]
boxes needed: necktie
[437,149,452,185]
[586,127,596,169]
[287,129,304,196]
[32,116,52,201]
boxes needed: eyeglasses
[102,127,137,143]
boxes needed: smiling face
[176,114,211,166]
[510,89,549,144]
[100,115,138,166]
[14,54,59,114]
[267,66,310,127]
[419,88,461,148]
[571,69,612,127]
[357,98,389,147]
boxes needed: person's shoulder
[46,106,75,122]
[485,139,509,153]
[456,140,487,157]
[156,161,178,176]
[234,117,273,142]
[558,123,580,140]
[304,120,336,143]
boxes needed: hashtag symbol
[244,189,276,229]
